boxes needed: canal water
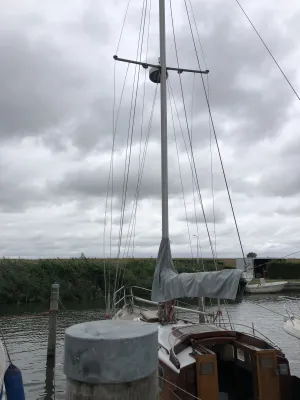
[1,293,300,399]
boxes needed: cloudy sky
[1,0,300,259]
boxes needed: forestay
[152,238,243,302]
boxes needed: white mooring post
[47,283,60,359]
[63,320,158,400]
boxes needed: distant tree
[247,252,257,258]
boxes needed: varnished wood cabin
[154,322,300,400]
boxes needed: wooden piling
[63,320,158,400]
[198,297,206,323]
[47,283,59,359]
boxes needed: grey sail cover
[151,238,242,302]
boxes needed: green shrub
[267,261,300,279]
[0,257,232,304]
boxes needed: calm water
[1,293,300,399]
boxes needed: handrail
[220,322,280,350]
[133,296,158,306]
[115,295,126,306]
[113,285,283,350]
[114,286,126,295]
[131,286,152,292]
[130,286,150,307]
[173,304,211,317]
[113,286,126,312]
[132,295,211,316]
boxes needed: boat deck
[114,304,152,320]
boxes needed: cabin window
[221,344,234,361]
[260,357,275,369]
[158,365,164,390]
[279,363,289,375]
[237,348,245,362]
[199,362,214,375]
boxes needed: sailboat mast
[159,0,169,239]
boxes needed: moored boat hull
[283,318,300,340]
[245,281,287,294]
[114,294,300,399]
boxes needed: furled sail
[152,238,243,303]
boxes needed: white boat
[283,318,300,339]
[245,279,287,294]
[283,296,300,339]
[105,0,300,398]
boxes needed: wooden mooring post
[63,320,158,400]
[47,283,59,359]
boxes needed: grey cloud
[1,0,300,258]
[178,206,226,224]
[0,32,87,139]
[275,204,300,216]
[80,0,111,42]
[48,142,230,204]
[0,159,50,212]
[163,2,296,148]
[60,0,299,155]
[257,165,300,197]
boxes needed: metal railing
[112,285,242,325]
[112,286,278,340]
[130,286,212,317]
[112,286,127,314]
[219,322,281,350]
[281,296,300,325]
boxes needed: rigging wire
[209,111,218,259]
[131,0,152,257]
[123,0,152,258]
[187,1,217,258]
[168,80,210,268]
[169,89,194,259]
[115,0,132,55]
[160,377,200,399]
[122,0,150,259]
[0,326,12,364]
[188,0,218,260]
[124,84,157,259]
[168,389,184,400]
[251,249,300,270]
[169,0,218,269]
[115,0,153,292]
[104,0,133,308]
[248,301,287,318]
[234,0,300,102]
[190,74,205,271]
[119,84,159,291]
[184,0,247,267]
[127,67,147,258]
[115,0,148,292]
[103,62,130,306]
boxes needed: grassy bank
[0,257,234,304]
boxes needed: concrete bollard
[63,320,158,400]
[47,283,59,359]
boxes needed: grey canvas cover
[151,238,242,302]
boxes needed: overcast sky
[1,0,300,259]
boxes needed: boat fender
[4,364,25,400]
